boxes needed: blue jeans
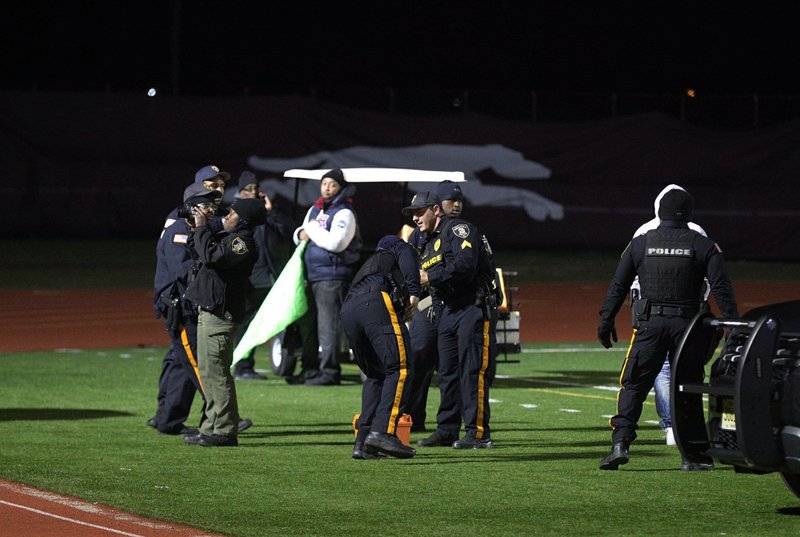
[654,356,671,430]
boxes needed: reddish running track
[1,283,798,352]
[0,479,225,537]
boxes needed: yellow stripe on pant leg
[381,291,408,435]
[610,328,637,429]
[181,325,204,393]
[476,319,490,439]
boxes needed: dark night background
[4,2,799,96]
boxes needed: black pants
[405,305,440,427]
[611,315,691,445]
[340,291,410,440]
[435,303,491,440]
[156,316,203,433]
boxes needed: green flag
[232,241,308,366]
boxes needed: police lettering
[421,254,442,270]
[647,247,692,256]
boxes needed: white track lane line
[0,500,145,537]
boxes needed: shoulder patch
[231,236,248,254]
[173,233,188,244]
[451,223,470,239]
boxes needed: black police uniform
[421,215,492,446]
[340,237,421,458]
[598,220,738,459]
[404,226,444,430]
[152,215,204,435]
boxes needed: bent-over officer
[597,187,738,470]
[341,235,421,459]
[408,192,494,449]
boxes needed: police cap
[401,191,438,216]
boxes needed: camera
[177,202,202,220]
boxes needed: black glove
[597,320,618,349]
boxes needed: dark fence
[306,87,800,130]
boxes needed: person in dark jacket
[341,235,421,459]
[183,197,266,447]
[406,192,495,450]
[596,188,738,470]
[291,169,362,386]
[232,171,294,380]
[150,183,220,435]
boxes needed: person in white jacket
[291,169,362,385]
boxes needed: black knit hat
[237,170,258,190]
[231,198,267,227]
[658,189,693,221]
[323,168,347,188]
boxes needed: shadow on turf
[777,507,800,516]
[491,372,618,389]
[0,408,134,421]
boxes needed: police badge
[452,223,470,239]
[231,237,248,254]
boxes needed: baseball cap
[436,180,464,203]
[401,191,438,216]
[183,183,223,203]
[194,164,231,184]
[237,170,258,190]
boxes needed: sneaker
[235,370,267,381]
[599,443,629,470]
[452,435,493,449]
[665,427,676,446]
[417,430,457,447]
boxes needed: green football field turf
[1,343,798,536]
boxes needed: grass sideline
[0,344,798,536]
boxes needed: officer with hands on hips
[407,191,494,449]
[341,235,421,459]
[597,187,738,470]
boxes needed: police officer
[150,183,220,435]
[597,188,738,470]
[183,197,267,447]
[341,235,421,459]
[407,192,494,449]
[406,180,502,432]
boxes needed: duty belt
[649,304,697,318]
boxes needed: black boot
[599,442,629,470]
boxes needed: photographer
[232,171,294,380]
[183,197,267,447]
[150,183,220,436]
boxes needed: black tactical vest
[640,229,705,303]
[348,250,408,310]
